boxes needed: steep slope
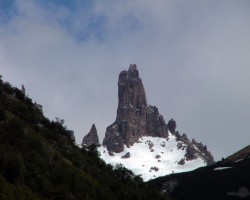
[149,148,250,200]
[0,75,167,200]
[226,145,250,162]
[82,65,214,181]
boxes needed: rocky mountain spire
[82,124,100,146]
[117,64,147,117]
[102,64,214,165]
[98,65,214,180]
[103,64,168,153]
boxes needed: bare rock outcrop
[102,64,214,165]
[103,64,168,152]
[121,152,130,159]
[82,124,100,146]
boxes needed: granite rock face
[82,124,100,146]
[103,64,169,153]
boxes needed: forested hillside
[0,75,167,200]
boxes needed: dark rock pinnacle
[103,64,168,153]
[82,124,100,146]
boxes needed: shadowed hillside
[0,75,167,200]
[149,148,250,200]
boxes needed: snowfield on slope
[98,133,205,181]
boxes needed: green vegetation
[0,75,168,200]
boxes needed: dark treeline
[0,75,168,200]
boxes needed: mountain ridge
[82,65,214,180]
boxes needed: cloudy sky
[1,0,250,160]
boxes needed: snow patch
[98,133,206,181]
[214,166,232,170]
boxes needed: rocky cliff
[102,65,213,165]
[103,64,168,152]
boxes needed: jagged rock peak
[82,124,100,146]
[100,65,214,179]
[103,65,168,153]
[167,119,177,134]
[117,64,147,111]
[129,64,137,71]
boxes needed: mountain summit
[84,65,214,180]
[103,64,168,153]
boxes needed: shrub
[13,88,25,101]
[3,117,25,145]
[2,152,26,183]
[2,82,14,95]
[0,108,5,121]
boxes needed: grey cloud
[0,0,250,160]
